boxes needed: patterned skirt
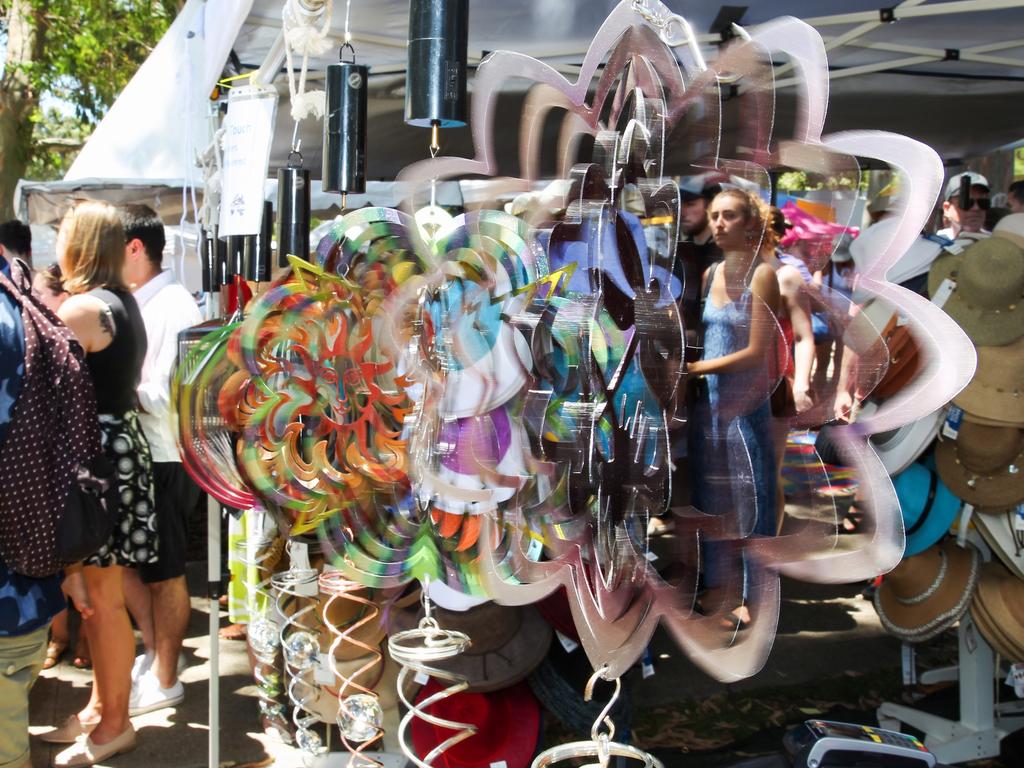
[84,411,159,567]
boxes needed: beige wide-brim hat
[873,540,980,643]
[393,600,552,693]
[935,421,1024,509]
[973,509,1024,581]
[928,237,1024,347]
[953,336,1024,426]
[969,561,1024,661]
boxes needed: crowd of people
[666,169,1014,628]
[0,203,200,768]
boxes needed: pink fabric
[778,201,857,250]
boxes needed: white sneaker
[131,651,187,683]
[129,671,184,716]
[130,651,154,684]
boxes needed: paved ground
[24,556,1010,768]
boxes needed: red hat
[410,679,541,768]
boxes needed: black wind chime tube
[201,228,217,292]
[323,47,369,201]
[214,232,230,289]
[253,200,273,282]
[226,234,245,284]
[277,153,311,267]
[405,0,469,131]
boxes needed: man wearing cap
[938,171,990,240]
[674,175,723,336]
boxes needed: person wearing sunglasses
[938,171,990,240]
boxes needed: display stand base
[877,615,1024,764]
[308,751,408,767]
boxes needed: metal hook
[340,42,356,63]
[584,664,620,746]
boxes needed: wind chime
[322,0,368,210]
[406,0,468,240]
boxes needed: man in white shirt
[119,205,203,715]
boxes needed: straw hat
[969,561,1024,661]
[973,508,1024,581]
[935,422,1024,509]
[928,237,1024,347]
[953,336,1024,426]
[394,600,552,693]
[873,540,980,643]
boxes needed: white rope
[282,0,333,122]
[344,0,353,45]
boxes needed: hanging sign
[219,85,278,237]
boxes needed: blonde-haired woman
[41,202,156,767]
[687,188,780,630]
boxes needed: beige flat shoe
[52,725,136,767]
[39,714,99,744]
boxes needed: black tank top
[84,287,148,415]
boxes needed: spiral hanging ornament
[272,563,326,757]
[323,43,368,209]
[238,518,288,738]
[319,571,385,767]
[388,589,474,767]
[277,150,311,266]
[530,667,664,768]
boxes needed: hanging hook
[584,664,620,748]
[340,41,356,63]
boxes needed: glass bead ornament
[339,693,384,742]
[248,616,280,656]
[295,726,327,755]
[283,629,319,670]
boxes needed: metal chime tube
[405,0,469,129]
[226,235,245,283]
[201,229,217,293]
[277,158,311,266]
[254,200,273,281]
[323,57,368,199]
[214,234,230,288]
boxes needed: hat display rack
[871,216,1024,762]
[169,0,994,765]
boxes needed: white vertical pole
[208,497,221,768]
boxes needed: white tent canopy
[21,0,1024,226]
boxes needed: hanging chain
[630,0,707,71]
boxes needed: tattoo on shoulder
[98,306,115,338]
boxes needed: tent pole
[207,498,221,768]
[773,54,940,89]
[803,0,1024,28]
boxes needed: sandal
[72,636,92,669]
[839,505,864,535]
[42,640,68,670]
[219,623,247,641]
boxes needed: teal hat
[894,462,962,557]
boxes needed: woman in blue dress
[688,189,781,629]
